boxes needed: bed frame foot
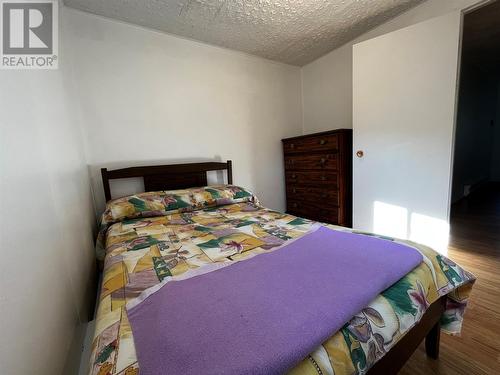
[425,321,441,359]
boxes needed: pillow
[102,184,258,224]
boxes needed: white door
[353,12,462,253]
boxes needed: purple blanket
[127,227,422,375]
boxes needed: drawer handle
[293,203,298,208]
[290,143,295,149]
[292,188,297,194]
[292,174,297,179]
[321,175,326,181]
[321,193,327,198]
[320,158,326,165]
[319,139,327,145]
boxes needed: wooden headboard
[101,160,232,202]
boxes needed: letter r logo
[2,1,53,54]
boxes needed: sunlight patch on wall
[410,213,449,255]
[373,201,408,239]
[373,201,449,255]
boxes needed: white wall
[65,9,303,215]
[0,7,96,375]
[302,0,485,134]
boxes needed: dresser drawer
[286,186,340,207]
[282,129,352,227]
[284,153,338,171]
[287,201,339,224]
[285,171,338,186]
[283,134,338,154]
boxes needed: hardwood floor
[400,184,500,375]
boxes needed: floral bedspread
[89,185,475,375]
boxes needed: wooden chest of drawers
[282,129,352,227]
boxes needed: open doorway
[451,0,500,232]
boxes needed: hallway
[400,183,500,374]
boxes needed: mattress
[89,185,474,375]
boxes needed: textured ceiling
[64,0,426,66]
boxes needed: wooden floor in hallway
[400,184,500,375]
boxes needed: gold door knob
[319,139,326,145]
[356,150,364,158]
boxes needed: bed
[89,161,474,375]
